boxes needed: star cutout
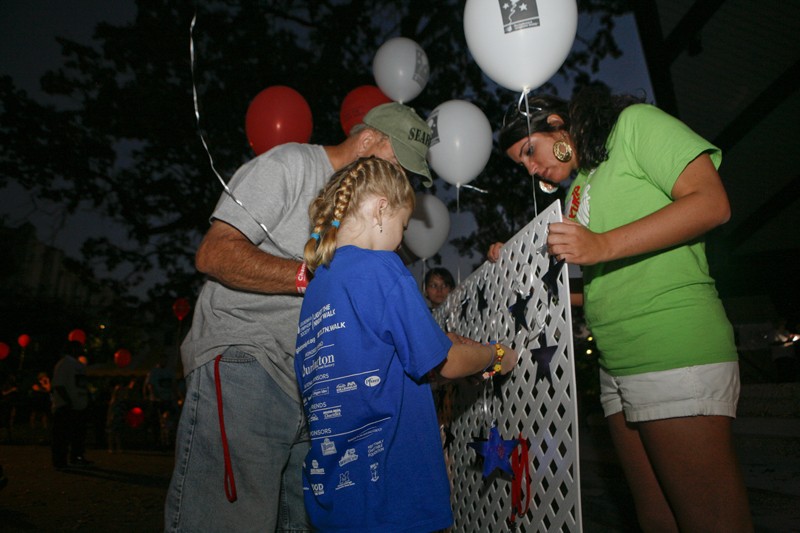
[468,425,519,478]
[541,256,565,303]
[477,284,488,315]
[509,290,533,334]
[442,425,455,451]
[460,295,470,322]
[531,332,557,385]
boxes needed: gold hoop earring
[553,139,573,163]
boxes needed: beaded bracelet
[482,342,505,379]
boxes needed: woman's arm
[547,154,730,265]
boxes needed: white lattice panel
[433,201,582,532]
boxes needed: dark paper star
[477,284,488,315]
[509,291,533,334]
[460,295,470,322]
[531,333,557,385]
[542,256,565,303]
[442,425,455,451]
[468,425,519,478]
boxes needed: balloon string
[518,89,540,219]
[189,14,295,258]
[456,186,461,286]
[460,184,488,194]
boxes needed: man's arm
[195,220,302,294]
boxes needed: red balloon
[18,334,30,348]
[172,297,191,321]
[126,407,145,429]
[0,342,9,360]
[114,348,132,368]
[68,329,87,345]
[245,86,313,155]
[340,85,392,136]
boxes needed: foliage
[0,0,631,302]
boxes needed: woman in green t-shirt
[489,86,752,532]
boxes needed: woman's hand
[487,242,505,263]
[547,219,608,266]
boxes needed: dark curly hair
[498,85,645,171]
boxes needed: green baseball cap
[362,102,433,186]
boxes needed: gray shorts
[599,361,740,422]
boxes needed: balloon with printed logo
[68,329,86,345]
[0,342,9,360]
[245,86,313,155]
[340,85,392,136]
[372,37,429,103]
[403,193,451,260]
[427,100,493,187]
[464,0,578,92]
[114,348,132,368]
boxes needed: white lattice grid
[433,201,582,532]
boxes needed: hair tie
[310,232,320,241]
[331,220,341,228]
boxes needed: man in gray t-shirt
[164,103,432,532]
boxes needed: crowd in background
[0,359,183,454]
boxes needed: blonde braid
[305,157,414,272]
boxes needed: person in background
[1,373,20,444]
[489,86,752,532]
[105,378,129,454]
[51,340,92,468]
[424,266,455,310]
[165,102,435,532]
[296,157,518,532]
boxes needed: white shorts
[599,362,740,422]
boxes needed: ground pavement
[1,383,798,532]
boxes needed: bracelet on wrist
[481,342,505,379]
[296,262,309,294]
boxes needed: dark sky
[0,2,653,290]
[0,0,137,278]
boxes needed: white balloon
[427,100,493,187]
[372,37,430,103]
[403,193,450,260]
[464,0,578,92]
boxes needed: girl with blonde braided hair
[295,157,517,532]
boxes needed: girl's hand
[487,242,504,263]
[497,344,518,375]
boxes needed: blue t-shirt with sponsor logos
[295,246,453,533]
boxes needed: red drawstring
[509,433,531,525]
[214,354,238,502]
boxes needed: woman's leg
[607,412,678,533]
[638,415,753,532]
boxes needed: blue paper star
[477,284,488,315]
[468,426,519,478]
[542,256,565,303]
[460,295,470,322]
[509,290,533,334]
[531,332,557,385]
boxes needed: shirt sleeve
[620,104,721,196]
[381,275,452,381]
